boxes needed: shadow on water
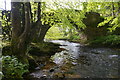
[28,40,120,78]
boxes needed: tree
[11,2,56,62]
[86,2,120,32]
[11,2,31,62]
[9,1,120,60]
[28,2,55,42]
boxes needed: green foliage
[30,2,38,22]
[86,2,120,32]
[98,16,113,27]
[90,35,120,46]
[0,10,11,40]
[108,14,120,32]
[72,35,80,40]
[67,29,80,40]
[45,2,119,43]
[98,14,120,32]
[86,2,100,12]
[45,25,65,40]
[104,35,120,45]
[2,56,29,79]
[41,10,59,26]
[54,8,86,29]
[43,7,86,41]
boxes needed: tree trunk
[31,2,51,42]
[118,2,120,15]
[11,2,51,60]
[38,24,51,42]
[11,2,31,63]
[11,2,22,55]
[112,2,115,17]
[18,2,31,56]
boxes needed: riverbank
[23,40,120,79]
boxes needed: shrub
[89,35,120,46]
[2,56,29,79]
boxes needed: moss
[29,42,60,56]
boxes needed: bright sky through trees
[0,0,82,10]
[0,0,119,10]
[0,0,11,10]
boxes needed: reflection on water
[109,55,118,58]
[50,40,81,59]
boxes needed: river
[28,40,120,78]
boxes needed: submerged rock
[41,62,57,70]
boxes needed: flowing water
[29,40,120,78]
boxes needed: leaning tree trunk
[31,2,51,42]
[38,24,51,42]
